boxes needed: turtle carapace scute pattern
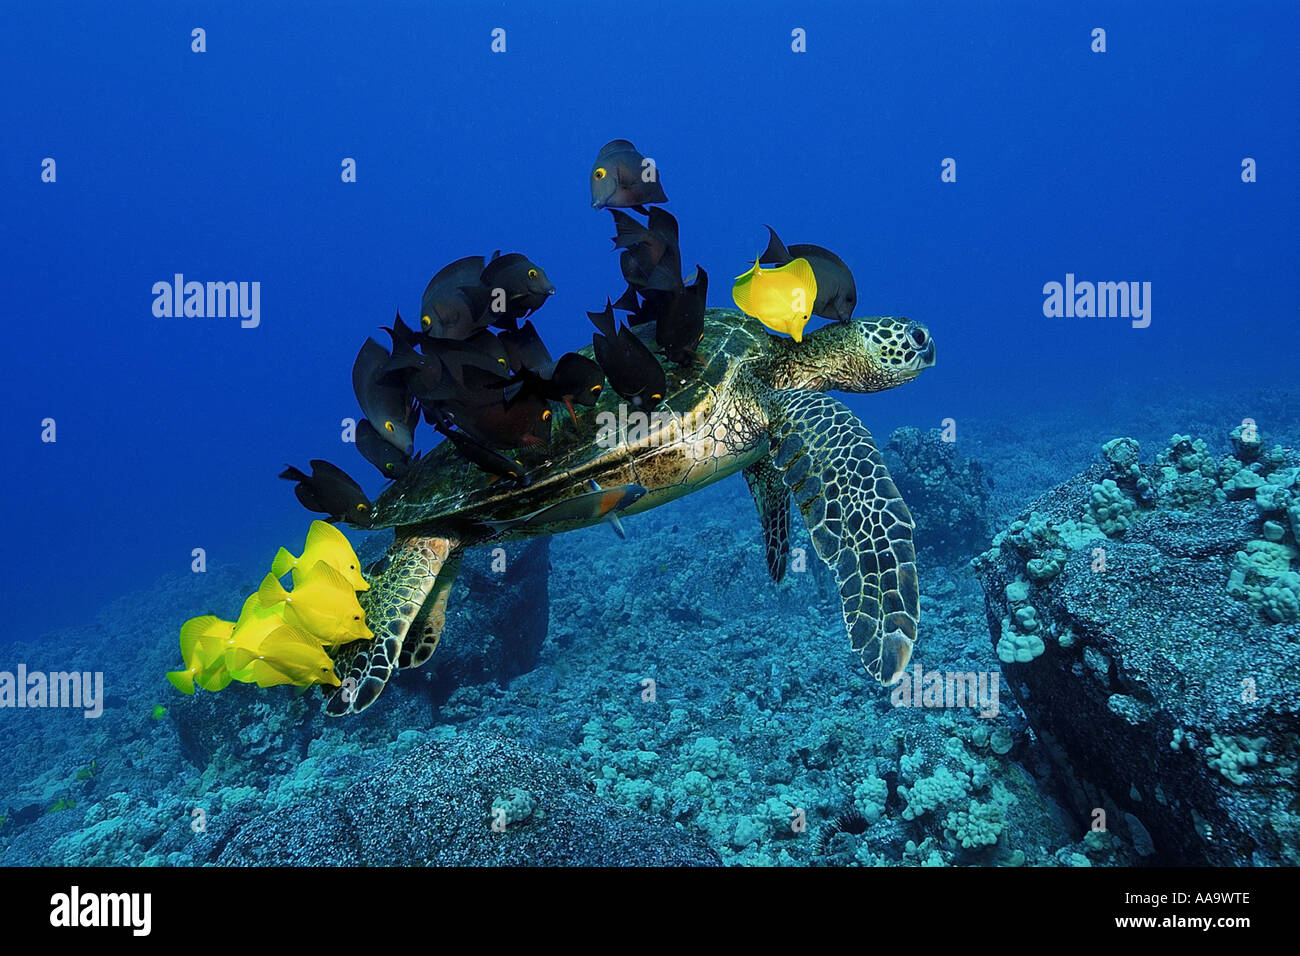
[326,309,936,715]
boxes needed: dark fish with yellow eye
[759,226,858,321]
[356,418,417,479]
[477,252,556,329]
[498,325,606,425]
[352,338,416,452]
[279,460,374,526]
[589,139,668,212]
[438,378,552,450]
[477,482,647,535]
[434,419,528,485]
[497,321,553,374]
[588,299,666,410]
[420,254,493,339]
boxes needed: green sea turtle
[326,308,935,715]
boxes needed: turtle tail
[323,534,462,716]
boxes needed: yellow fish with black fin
[257,561,372,647]
[226,625,341,689]
[731,256,818,342]
[270,520,370,592]
[167,615,236,694]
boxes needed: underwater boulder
[217,733,721,866]
[429,537,552,697]
[884,426,991,566]
[972,439,1300,865]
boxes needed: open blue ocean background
[0,1,1297,869]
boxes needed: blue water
[3,2,1296,641]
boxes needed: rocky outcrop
[973,433,1300,865]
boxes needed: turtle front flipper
[743,458,792,583]
[763,389,919,684]
[398,550,463,670]
[324,534,461,716]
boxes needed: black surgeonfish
[420,255,491,339]
[497,325,605,425]
[636,267,708,365]
[280,460,374,526]
[588,299,666,409]
[612,208,682,293]
[352,338,417,452]
[437,377,552,450]
[477,253,555,329]
[356,418,416,480]
[590,139,668,211]
[430,413,527,484]
[759,226,857,321]
[497,321,553,374]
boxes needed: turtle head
[780,316,935,393]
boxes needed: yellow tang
[226,625,341,689]
[257,561,372,648]
[167,615,236,694]
[731,257,819,342]
[270,520,370,592]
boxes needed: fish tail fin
[257,572,291,608]
[166,668,196,695]
[760,225,791,265]
[612,283,640,313]
[587,299,617,338]
[270,547,297,579]
[279,464,309,483]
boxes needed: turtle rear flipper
[743,457,791,583]
[324,535,461,716]
[763,389,919,684]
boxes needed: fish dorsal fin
[301,559,354,593]
[257,572,290,608]
[305,519,349,555]
[760,225,791,265]
[260,624,320,653]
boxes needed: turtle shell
[364,309,773,531]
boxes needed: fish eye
[906,327,928,349]
[542,409,552,420]
[421,314,432,329]
[594,167,607,180]
[357,503,368,511]
[528,269,538,279]
[385,463,395,472]
[497,357,507,365]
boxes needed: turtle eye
[594,167,607,180]
[906,327,928,350]
[528,268,538,279]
